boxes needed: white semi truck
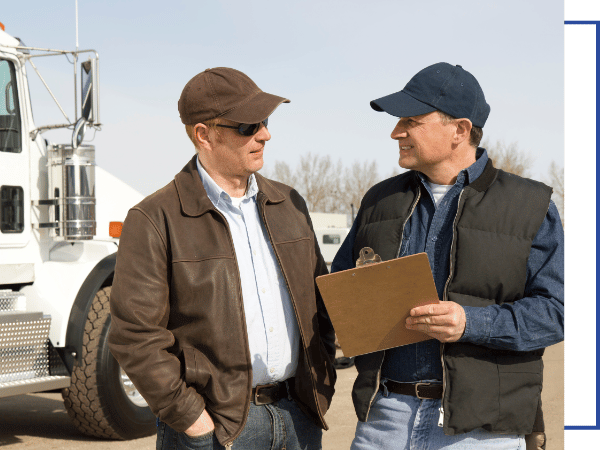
[0,25,153,439]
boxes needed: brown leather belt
[382,380,443,399]
[251,379,292,406]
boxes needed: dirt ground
[0,342,563,449]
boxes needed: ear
[194,123,213,150]
[453,118,472,145]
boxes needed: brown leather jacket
[108,157,336,446]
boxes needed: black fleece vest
[351,160,553,435]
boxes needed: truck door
[0,58,30,248]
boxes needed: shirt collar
[195,156,258,208]
[417,147,489,188]
[464,147,488,185]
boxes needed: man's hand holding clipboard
[316,248,441,358]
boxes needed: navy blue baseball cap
[370,63,490,128]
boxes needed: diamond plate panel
[0,315,51,383]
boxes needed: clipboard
[316,252,439,357]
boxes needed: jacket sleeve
[108,208,205,432]
[314,237,337,362]
[460,201,564,351]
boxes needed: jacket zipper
[438,188,465,428]
[257,197,328,430]
[214,209,252,449]
[365,187,421,421]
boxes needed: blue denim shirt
[331,149,564,382]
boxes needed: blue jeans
[156,397,322,450]
[351,390,525,450]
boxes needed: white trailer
[309,212,350,268]
[0,25,153,439]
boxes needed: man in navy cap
[332,63,564,449]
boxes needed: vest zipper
[438,188,466,428]
[257,197,328,430]
[366,186,421,420]
[364,354,384,421]
[396,187,421,258]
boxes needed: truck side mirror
[80,58,99,124]
[73,57,99,148]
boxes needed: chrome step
[0,375,71,398]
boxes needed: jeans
[156,397,322,450]
[351,391,525,450]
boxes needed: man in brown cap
[109,67,336,449]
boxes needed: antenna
[74,0,79,122]
[75,0,79,52]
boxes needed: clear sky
[4,0,563,196]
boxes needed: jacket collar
[254,172,286,205]
[174,156,285,216]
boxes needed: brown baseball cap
[178,67,290,125]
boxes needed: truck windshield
[0,60,22,153]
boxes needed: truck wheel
[62,286,156,439]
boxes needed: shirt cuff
[460,306,491,345]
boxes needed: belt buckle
[415,382,432,399]
[253,383,276,406]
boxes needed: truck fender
[63,252,116,372]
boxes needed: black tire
[62,286,156,439]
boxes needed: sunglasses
[215,118,268,136]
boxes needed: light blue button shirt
[196,159,300,387]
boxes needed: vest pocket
[496,354,542,432]
[443,344,542,434]
[496,371,541,432]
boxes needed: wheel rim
[119,366,148,407]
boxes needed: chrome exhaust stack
[37,144,96,240]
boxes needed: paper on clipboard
[316,252,439,358]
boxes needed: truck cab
[0,26,153,439]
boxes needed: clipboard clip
[356,247,382,267]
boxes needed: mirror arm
[29,123,74,140]
[28,59,71,123]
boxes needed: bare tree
[483,139,534,177]
[295,153,343,213]
[263,154,344,213]
[545,161,564,225]
[342,160,380,215]
[263,160,297,187]
[264,156,418,216]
